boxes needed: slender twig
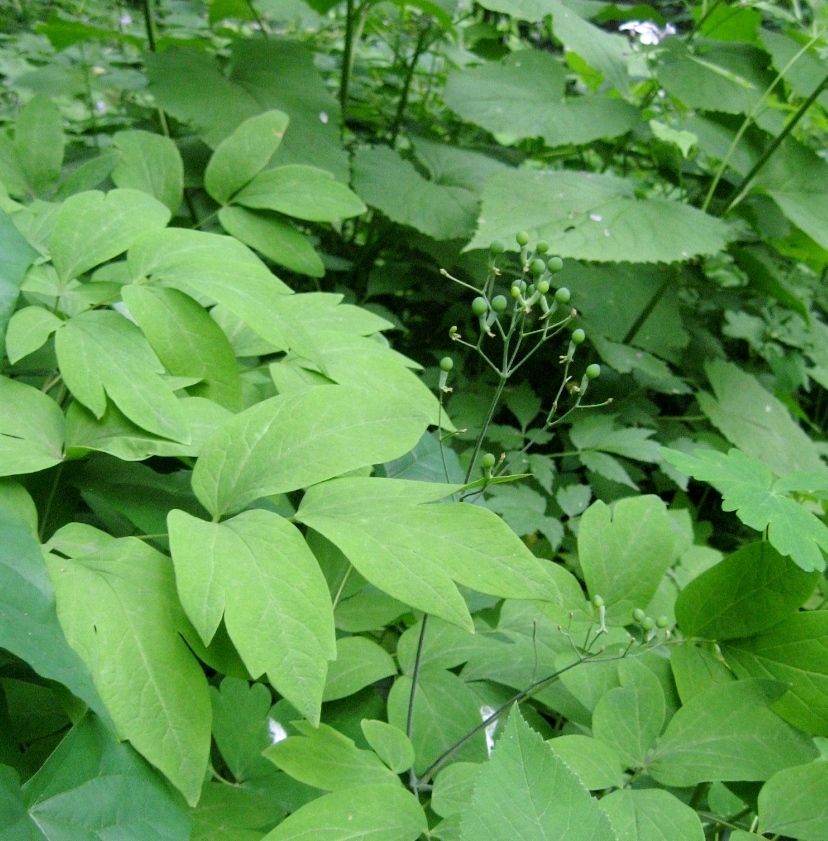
[622,271,673,346]
[340,0,356,127]
[39,464,64,542]
[406,615,430,793]
[141,0,156,52]
[389,23,432,143]
[725,69,828,213]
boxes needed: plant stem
[406,614,429,793]
[389,23,431,143]
[39,463,64,542]
[141,0,156,52]
[724,69,828,213]
[623,270,673,346]
[465,375,507,484]
[340,0,356,127]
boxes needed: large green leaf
[578,495,675,623]
[15,95,64,195]
[353,146,479,241]
[205,110,290,205]
[593,659,666,769]
[361,720,415,775]
[756,138,828,252]
[0,715,190,841]
[49,189,170,282]
[190,782,284,841]
[697,359,827,476]
[322,636,397,702]
[45,534,212,805]
[55,310,190,442]
[111,130,184,213]
[262,784,426,841]
[234,164,365,222]
[724,612,828,736]
[0,510,107,723]
[674,541,818,640]
[388,670,488,775]
[122,284,241,410]
[468,170,730,262]
[546,735,624,790]
[647,679,818,786]
[191,386,429,518]
[5,306,63,364]
[0,376,64,476]
[662,448,828,572]
[0,205,39,354]
[759,761,828,840]
[218,206,325,277]
[297,477,565,631]
[600,789,704,841]
[264,721,398,790]
[459,706,617,841]
[168,508,335,725]
[444,51,637,147]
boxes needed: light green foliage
[459,706,617,840]
[470,170,730,262]
[2,1,828,836]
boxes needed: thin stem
[340,0,356,127]
[725,69,828,213]
[245,0,269,36]
[39,463,64,542]
[465,375,507,484]
[141,0,156,52]
[702,28,826,211]
[623,271,673,346]
[389,23,431,143]
[406,614,430,793]
[331,565,353,611]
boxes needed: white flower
[268,717,288,744]
[619,20,676,46]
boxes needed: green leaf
[445,51,637,147]
[431,763,482,818]
[0,376,64,476]
[191,782,284,841]
[724,612,828,737]
[570,415,662,462]
[297,477,565,632]
[5,306,63,364]
[0,206,39,354]
[322,636,397,702]
[699,359,827,476]
[674,541,818,640]
[469,170,730,262]
[648,679,818,787]
[15,95,64,195]
[205,110,290,205]
[218,206,325,277]
[192,386,429,519]
[0,510,108,724]
[388,671,488,775]
[578,495,675,623]
[49,189,170,282]
[111,130,184,213]
[546,735,624,790]
[360,720,415,774]
[122,284,241,410]
[670,644,735,704]
[234,164,365,222]
[593,659,666,769]
[210,677,274,783]
[755,138,828,253]
[759,761,828,840]
[0,715,190,841]
[600,789,705,841]
[353,146,479,241]
[55,310,190,442]
[261,783,426,841]
[45,536,212,805]
[662,448,828,572]
[264,721,398,790]
[168,509,335,725]
[459,705,617,841]
[54,149,120,200]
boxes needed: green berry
[439,356,453,372]
[555,287,571,304]
[585,363,601,380]
[511,284,521,298]
[491,295,508,313]
[592,594,604,609]
[656,616,670,629]
[516,231,530,247]
[641,616,655,632]
[571,328,585,345]
[471,296,488,317]
[536,279,550,294]
[547,256,564,273]
[536,240,549,254]
[481,452,496,469]
[490,239,506,255]
[632,608,645,623]
[530,258,546,277]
